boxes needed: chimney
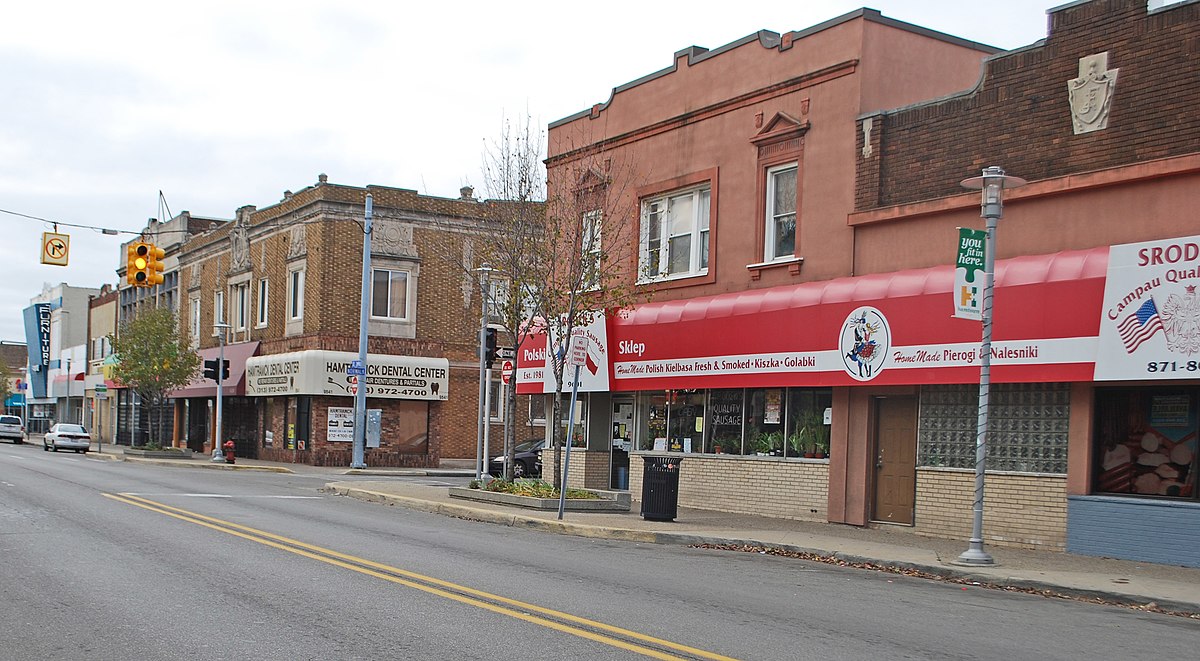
[460,185,475,201]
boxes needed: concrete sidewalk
[88,444,1200,616]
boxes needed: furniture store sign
[1096,234,1200,380]
[246,350,449,400]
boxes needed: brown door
[872,396,917,525]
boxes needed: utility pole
[351,195,373,470]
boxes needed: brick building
[169,176,532,467]
[520,1,1200,567]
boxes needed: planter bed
[448,486,630,512]
[124,448,196,459]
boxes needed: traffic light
[127,242,147,286]
[126,241,164,287]
[484,327,498,369]
[145,243,165,286]
[203,359,231,382]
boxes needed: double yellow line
[104,493,738,661]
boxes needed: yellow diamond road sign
[41,232,70,266]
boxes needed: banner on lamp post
[954,228,987,320]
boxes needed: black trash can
[641,456,682,521]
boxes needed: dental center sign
[246,350,449,400]
[1095,235,1200,380]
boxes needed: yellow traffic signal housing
[145,243,165,286]
[126,241,164,287]
[128,242,149,286]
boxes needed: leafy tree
[108,306,200,447]
[0,362,12,405]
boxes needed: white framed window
[486,278,509,325]
[765,163,797,261]
[488,376,504,422]
[371,268,410,320]
[288,267,305,321]
[213,290,225,334]
[640,186,710,281]
[190,297,201,348]
[528,394,546,426]
[581,210,602,290]
[256,278,269,328]
[231,282,249,332]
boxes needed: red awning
[169,342,260,398]
[607,246,1109,390]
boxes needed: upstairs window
[288,268,305,321]
[581,210,602,290]
[371,269,410,320]
[765,163,797,261]
[640,186,710,281]
[256,279,269,328]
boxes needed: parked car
[0,415,25,444]
[43,423,91,453]
[488,437,545,478]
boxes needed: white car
[0,415,24,444]
[44,423,91,453]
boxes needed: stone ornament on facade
[287,225,307,259]
[1068,52,1118,135]
[372,219,417,257]
[861,117,874,159]
[230,207,252,273]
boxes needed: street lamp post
[351,194,373,470]
[211,322,231,462]
[956,166,1026,566]
[474,264,495,480]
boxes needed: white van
[0,415,26,443]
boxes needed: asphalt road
[2,443,1198,660]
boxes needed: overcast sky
[0,0,1057,344]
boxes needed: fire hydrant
[223,440,236,464]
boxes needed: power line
[0,207,137,236]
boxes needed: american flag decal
[1118,298,1164,353]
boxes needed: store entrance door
[872,396,917,525]
[610,396,634,489]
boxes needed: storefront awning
[168,342,260,398]
[604,246,1108,390]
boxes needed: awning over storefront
[609,246,1108,389]
[168,342,260,398]
[515,247,1111,393]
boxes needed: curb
[119,456,295,473]
[326,484,1200,616]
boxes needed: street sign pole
[557,335,589,520]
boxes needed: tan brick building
[171,175,534,467]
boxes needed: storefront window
[666,391,704,453]
[1093,387,1197,499]
[638,391,703,452]
[708,389,745,454]
[559,396,588,448]
[747,389,785,456]
[918,383,1068,473]
[784,388,832,458]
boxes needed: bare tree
[529,122,643,491]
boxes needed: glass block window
[918,383,1069,474]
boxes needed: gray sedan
[43,423,91,453]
